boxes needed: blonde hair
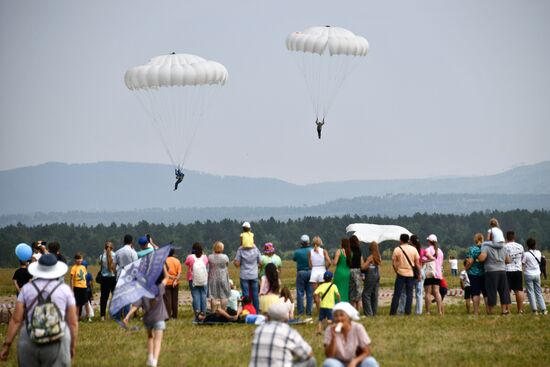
[104,241,115,273]
[213,241,224,253]
[489,218,499,228]
[474,233,484,244]
[369,242,382,266]
[312,236,323,248]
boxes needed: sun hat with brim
[263,242,275,254]
[28,253,68,279]
[332,302,360,321]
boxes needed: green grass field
[1,262,549,366]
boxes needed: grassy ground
[1,262,549,366]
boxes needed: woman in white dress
[309,236,332,312]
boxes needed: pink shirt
[184,254,209,281]
[426,246,444,279]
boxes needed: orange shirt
[392,244,419,277]
[165,257,182,286]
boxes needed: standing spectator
[240,221,255,248]
[309,236,331,294]
[478,226,511,315]
[522,238,548,315]
[541,254,547,280]
[465,233,487,315]
[360,241,381,316]
[504,231,525,314]
[234,240,261,314]
[12,261,32,297]
[114,234,138,319]
[260,242,282,277]
[48,241,67,263]
[314,271,340,335]
[99,241,117,321]
[249,302,316,367]
[423,234,444,315]
[81,260,93,322]
[185,242,209,321]
[449,256,458,277]
[207,241,231,313]
[259,263,282,313]
[31,241,48,262]
[333,238,351,303]
[348,235,363,311]
[137,236,154,258]
[123,272,168,367]
[0,253,78,365]
[70,253,88,320]
[397,235,424,315]
[322,302,379,367]
[460,260,472,313]
[390,234,420,315]
[293,234,313,318]
[164,248,182,319]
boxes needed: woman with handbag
[423,234,444,315]
[98,241,117,321]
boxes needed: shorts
[310,267,325,283]
[73,287,88,306]
[485,271,511,307]
[464,286,472,299]
[226,307,237,316]
[318,308,333,321]
[144,320,166,331]
[424,278,441,286]
[468,274,486,297]
[506,271,523,292]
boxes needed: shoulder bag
[399,246,420,279]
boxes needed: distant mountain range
[0,161,549,225]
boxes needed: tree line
[1,209,548,267]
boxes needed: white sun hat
[333,302,360,321]
[28,253,68,280]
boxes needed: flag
[346,223,412,243]
[109,244,172,317]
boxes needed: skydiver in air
[174,167,184,191]
[316,117,325,139]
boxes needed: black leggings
[100,276,116,317]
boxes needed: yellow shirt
[314,282,339,309]
[240,232,254,248]
[70,264,87,288]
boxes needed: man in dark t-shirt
[12,261,32,296]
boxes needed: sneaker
[146,355,155,367]
[87,318,92,322]
[542,310,548,315]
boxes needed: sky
[1,0,549,185]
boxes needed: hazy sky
[1,0,549,184]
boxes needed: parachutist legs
[316,118,325,139]
[174,167,184,191]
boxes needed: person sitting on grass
[249,302,316,367]
[280,286,295,321]
[123,271,168,367]
[323,302,379,367]
[314,271,340,335]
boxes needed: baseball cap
[300,234,310,243]
[242,222,251,229]
[427,234,438,242]
[323,271,333,281]
[138,236,149,246]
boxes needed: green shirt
[466,245,484,276]
[293,246,311,271]
[260,254,282,277]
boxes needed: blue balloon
[15,243,32,261]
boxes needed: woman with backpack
[184,242,209,321]
[1,253,79,365]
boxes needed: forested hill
[0,161,549,215]
[1,209,548,267]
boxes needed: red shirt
[440,278,448,289]
[243,304,257,315]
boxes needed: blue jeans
[390,274,415,315]
[296,270,312,316]
[398,269,424,315]
[323,357,379,367]
[190,280,207,316]
[525,273,547,312]
[240,278,259,312]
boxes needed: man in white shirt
[504,231,525,314]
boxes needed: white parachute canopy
[346,223,412,244]
[286,25,369,120]
[124,53,228,168]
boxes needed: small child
[313,271,340,335]
[240,221,255,249]
[460,259,472,313]
[12,260,32,296]
[227,279,241,315]
[240,296,257,318]
[70,253,88,319]
[439,277,448,302]
[82,260,93,322]
[123,272,168,367]
[279,286,295,321]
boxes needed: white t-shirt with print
[505,241,524,272]
[459,270,470,287]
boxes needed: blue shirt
[293,246,311,272]
[234,246,261,280]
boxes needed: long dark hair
[341,238,352,267]
[410,235,421,254]
[265,263,280,294]
[192,242,203,258]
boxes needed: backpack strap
[26,280,53,326]
[320,283,334,301]
[529,250,541,265]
